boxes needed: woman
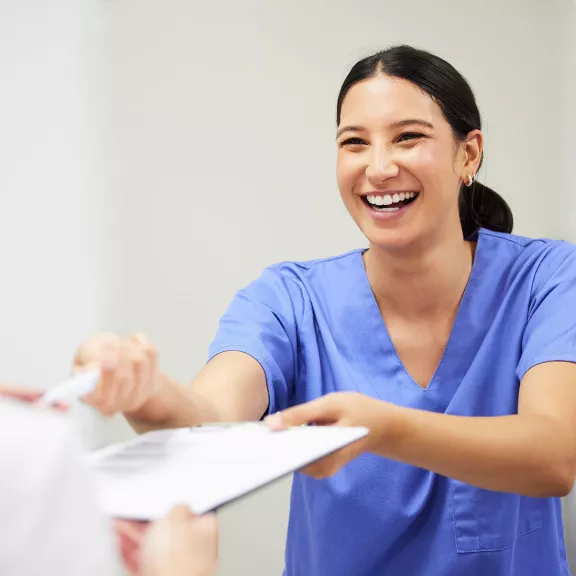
[74,45,576,575]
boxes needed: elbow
[548,480,574,498]
[540,460,576,498]
[553,469,576,498]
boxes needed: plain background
[1,0,575,574]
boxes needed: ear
[461,129,483,180]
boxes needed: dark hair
[336,45,513,237]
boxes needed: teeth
[367,195,382,206]
[366,192,416,206]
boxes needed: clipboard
[85,422,368,520]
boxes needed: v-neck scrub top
[208,229,575,576]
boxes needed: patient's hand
[141,506,218,576]
[0,382,68,412]
[115,507,218,576]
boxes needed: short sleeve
[207,266,305,415]
[516,245,576,381]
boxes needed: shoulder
[478,228,576,272]
[478,229,576,295]
[265,249,365,285]
[231,249,364,312]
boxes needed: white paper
[86,423,368,520]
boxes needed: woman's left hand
[265,392,393,478]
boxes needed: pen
[42,371,100,405]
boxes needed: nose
[365,147,399,185]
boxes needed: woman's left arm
[267,361,576,497]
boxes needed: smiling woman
[69,45,575,576]
[335,45,513,249]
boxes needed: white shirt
[0,399,119,575]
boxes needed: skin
[68,74,576,565]
[140,507,218,576]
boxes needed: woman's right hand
[72,332,163,416]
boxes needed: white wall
[0,0,112,448]
[0,1,100,391]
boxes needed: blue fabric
[208,229,575,576]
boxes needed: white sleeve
[0,400,120,576]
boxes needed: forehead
[339,75,445,128]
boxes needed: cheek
[407,145,458,193]
[406,145,441,178]
[336,154,364,193]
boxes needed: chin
[361,222,424,252]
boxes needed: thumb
[166,505,194,524]
[265,396,340,429]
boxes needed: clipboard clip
[189,421,307,432]
[189,421,267,431]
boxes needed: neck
[364,226,475,320]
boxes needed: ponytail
[459,181,514,238]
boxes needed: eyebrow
[336,119,435,139]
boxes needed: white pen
[42,371,100,405]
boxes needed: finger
[0,383,43,403]
[125,334,152,411]
[166,504,193,520]
[302,440,365,478]
[113,340,142,411]
[265,396,341,429]
[190,512,219,535]
[118,534,141,576]
[130,332,159,398]
[114,519,150,576]
[83,346,119,415]
[114,519,150,541]
[299,460,331,478]
[73,332,121,369]
[189,512,219,557]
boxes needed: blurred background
[1,0,575,574]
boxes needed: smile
[362,192,419,212]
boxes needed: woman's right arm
[126,351,270,433]
[75,268,302,432]
[73,333,270,434]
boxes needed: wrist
[369,401,409,458]
[124,373,174,426]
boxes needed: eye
[339,137,368,149]
[397,132,426,143]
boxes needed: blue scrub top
[208,229,575,576]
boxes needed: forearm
[124,352,269,433]
[124,375,221,433]
[379,406,576,497]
